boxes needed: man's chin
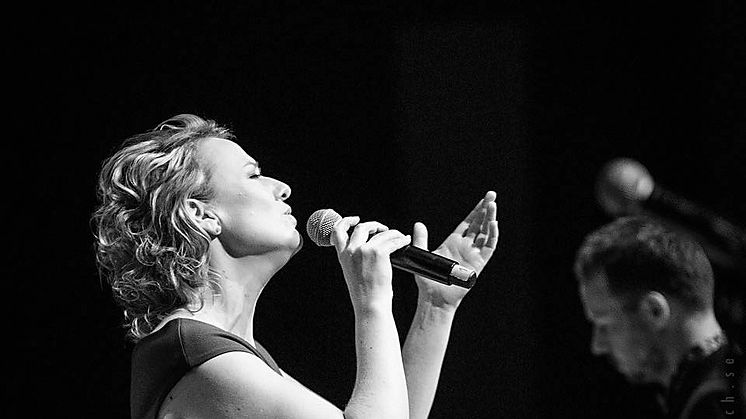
[619,367,663,386]
[623,371,650,385]
[611,361,649,384]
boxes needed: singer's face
[198,137,301,256]
[580,273,670,385]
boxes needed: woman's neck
[176,251,287,345]
[187,280,261,345]
[164,238,295,344]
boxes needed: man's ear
[639,291,670,329]
[186,199,221,236]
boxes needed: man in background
[574,216,744,419]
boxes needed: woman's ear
[186,199,221,236]
[639,291,670,330]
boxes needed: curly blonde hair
[92,114,234,341]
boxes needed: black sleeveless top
[130,318,282,419]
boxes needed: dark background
[13,2,745,417]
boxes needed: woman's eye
[249,168,262,179]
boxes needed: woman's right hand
[331,216,412,313]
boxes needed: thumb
[412,222,429,250]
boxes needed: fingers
[481,200,497,236]
[348,221,390,248]
[364,229,412,255]
[456,190,497,236]
[412,222,428,250]
[465,208,486,238]
[331,216,361,251]
[332,219,409,255]
[468,191,496,220]
[485,220,499,249]
[465,196,496,239]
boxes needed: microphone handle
[646,186,746,273]
[648,187,746,256]
[391,245,477,288]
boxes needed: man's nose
[591,328,609,356]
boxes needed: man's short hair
[574,216,714,312]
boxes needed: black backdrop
[13,2,745,418]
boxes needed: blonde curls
[92,114,234,341]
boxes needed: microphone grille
[306,209,342,247]
[595,158,655,216]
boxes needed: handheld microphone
[595,158,746,272]
[306,209,477,288]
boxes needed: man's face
[579,272,669,385]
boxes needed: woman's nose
[268,177,291,201]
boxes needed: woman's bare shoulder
[158,351,344,419]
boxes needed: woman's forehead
[199,137,254,167]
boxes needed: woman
[93,114,499,419]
